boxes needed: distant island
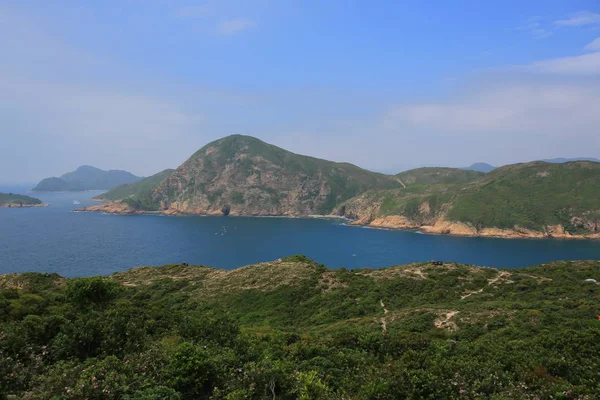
[1,256,599,398]
[0,192,46,208]
[82,135,600,239]
[461,162,496,173]
[33,165,142,192]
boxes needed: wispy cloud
[584,37,600,52]
[385,83,600,135]
[527,38,600,75]
[555,11,600,27]
[215,18,256,36]
[517,16,552,39]
[530,52,600,74]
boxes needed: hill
[0,192,44,207]
[33,166,142,191]
[338,161,600,238]
[94,169,174,203]
[89,135,400,215]
[397,167,485,186]
[542,157,600,163]
[461,162,496,172]
[1,257,599,399]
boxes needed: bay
[1,188,599,277]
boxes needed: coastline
[77,202,599,240]
[0,203,48,208]
[351,216,600,240]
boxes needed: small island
[0,192,47,208]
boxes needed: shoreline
[349,219,600,241]
[77,202,599,241]
[0,203,49,208]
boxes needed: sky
[1,0,599,183]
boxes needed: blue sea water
[0,187,599,277]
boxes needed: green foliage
[1,259,600,399]
[66,277,120,306]
[349,161,600,234]
[447,161,600,230]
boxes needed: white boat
[73,200,80,205]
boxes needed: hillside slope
[94,169,174,203]
[397,167,485,186]
[33,166,142,191]
[339,161,600,238]
[142,135,398,215]
[1,257,599,398]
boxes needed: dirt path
[396,178,407,189]
[380,300,389,332]
[435,310,459,331]
[488,270,513,286]
[460,270,513,300]
[460,288,483,300]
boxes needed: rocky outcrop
[78,202,141,215]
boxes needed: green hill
[33,166,142,191]
[0,192,42,206]
[94,169,174,204]
[142,135,400,214]
[447,161,600,232]
[1,257,599,399]
[397,167,485,186]
[339,161,600,237]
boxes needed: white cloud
[529,51,600,74]
[555,11,600,27]
[385,83,600,135]
[215,18,256,36]
[584,37,600,52]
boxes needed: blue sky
[1,0,599,182]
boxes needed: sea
[1,184,599,277]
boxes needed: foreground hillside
[33,166,142,192]
[0,193,44,208]
[1,257,599,399]
[340,161,600,239]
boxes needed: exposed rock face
[78,203,140,214]
[151,135,399,216]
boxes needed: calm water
[1,186,599,277]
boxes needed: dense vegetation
[447,161,600,232]
[33,166,142,192]
[0,193,42,206]
[340,161,600,235]
[2,256,599,399]
[94,169,174,209]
